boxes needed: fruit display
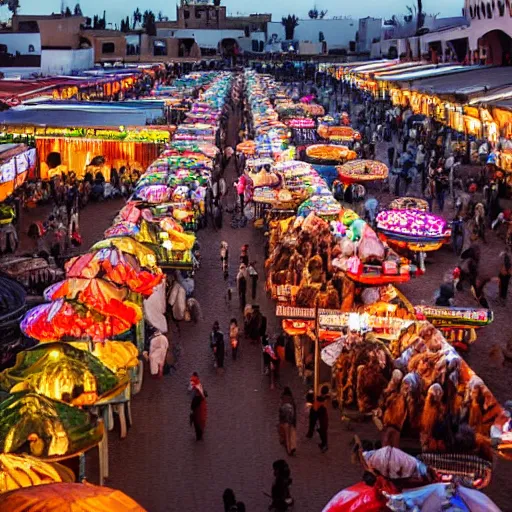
[305,144,356,163]
[337,159,389,183]
[376,209,451,241]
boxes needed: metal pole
[313,301,320,399]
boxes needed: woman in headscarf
[189,372,207,440]
[148,329,169,379]
[278,387,297,455]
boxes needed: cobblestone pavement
[28,136,510,509]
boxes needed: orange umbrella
[43,278,135,321]
[65,249,162,296]
[0,482,146,511]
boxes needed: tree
[157,10,163,21]
[64,6,72,16]
[416,0,424,31]
[142,10,156,36]
[125,16,130,31]
[318,31,325,42]
[74,3,82,16]
[133,7,142,29]
[213,0,221,5]
[319,9,327,18]
[281,14,299,40]
[0,0,20,15]
[120,18,126,31]
[308,8,318,19]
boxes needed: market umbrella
[43,278,140,326]
[70,341,139,375]
[0,453,75,493]
[0,391,103,460]
[0,342,126,406]
[91,237,158,271]
[20,299,140,343]
[65,249,162,296]
[0,482,146,511]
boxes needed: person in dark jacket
[270,460,293,511]
[317,396,329,452]
[210,321,225,371]
[189,372,207,440]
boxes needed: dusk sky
[3,0,464,25]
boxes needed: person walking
[236,264,248,309]
[387,145,395,168]
[278,387,297,456]
[147,329,169,379]
[317,396,329,452]
[210,321,225,372]
[229,318,239,360]
[189,372,207,441]
[498,250,512,304]
[247,261,258,300]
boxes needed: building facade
[0,15,94,75]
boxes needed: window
[183,9,190,19]
[28,44,35,53]
[195,9,202,18]
[153,40,167,56]
[102,42,115,54]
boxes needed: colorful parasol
[0,482,146,511]
[65,249,162,296]
[337,160,389,184]
[0,391,104,460]
[20,299,140,343]
[70,341,139,375]
[43,278,139,325]
[0,342,126,406]
[91,237,158,270]
[0,453,75,493]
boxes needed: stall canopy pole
[314,301,320,400]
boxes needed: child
[220,241,229,279]
[230,318,239,360]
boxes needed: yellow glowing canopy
[0,453,75,493]
[92,237,158,270]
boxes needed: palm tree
[281,14,299,40]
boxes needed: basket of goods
[305,145,357,165]
[389,197,429,211]
[337,160,389,184]
[136,185,172,204]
